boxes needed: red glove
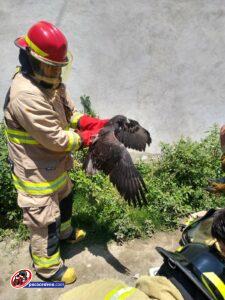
[76,129,99,147]
[78,115,109,131]
[76,115,109,147]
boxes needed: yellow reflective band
[7,136,38,145]
[5,127,39,145]
[12,172,68,195]
[12,66,21,78]
[105,286,136,300]
[60,219,71,233]
[176,246,184,253]
[116,287,136,299]
[70,112,83,129]
[184,217,196,227]
[25,35,49,58]
[105,285,125,300]
[65,131,81,152]
[32,251,61,269]
[202,272,225,300]
[202,276,217,300]
[6,128,31,136]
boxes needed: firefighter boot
[50,265,77,284]
[64,228,86,244]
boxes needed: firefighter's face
[29,54,72,86]
[41,63,62,79]
[30,57,63,85]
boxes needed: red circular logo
[10,269,32,288]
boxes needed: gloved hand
[205,177,225,193]
[78,115,109,131]
[221,153,225,172]
[76,129,99,147]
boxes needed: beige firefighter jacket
[4,72,83,201]
[58,276,183,300]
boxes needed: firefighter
[211,208,225,256]
[58,276,183,300]
[4,20,108,284]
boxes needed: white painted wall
[1,0,225,152]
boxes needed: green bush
[70,125,225,241]
[0,123,21,230]
[1,120,225,242]
[80,95,97,117]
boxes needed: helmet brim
[14,36,28,50]
[30,51,71,67]
[14,36,72,67]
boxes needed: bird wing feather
[115,119,151,151]
[83,130,147,206]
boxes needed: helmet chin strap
[40,80,61,90]
[32,72,62,87]
[27,72,61,89]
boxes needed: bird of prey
[83,115,151,207]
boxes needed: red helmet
[15,20,71,66]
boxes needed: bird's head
[108,115,127,129]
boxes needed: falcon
[83,115,152,207]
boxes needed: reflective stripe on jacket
[105,286,136,300]
[5,126,81,151]
[4,72,83,196]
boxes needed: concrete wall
[1,0,225,153]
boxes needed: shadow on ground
[61,213,131,274]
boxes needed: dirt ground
[0,230,180,300]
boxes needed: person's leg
[59,179,86,243]
[22,193,76,283]
[23,198,63,278]
[59,191,74,239]
[29,216,63,278]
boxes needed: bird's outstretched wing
[83,128,148,207]
[109,116,151,151]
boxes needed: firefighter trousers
[19,179,74,279]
